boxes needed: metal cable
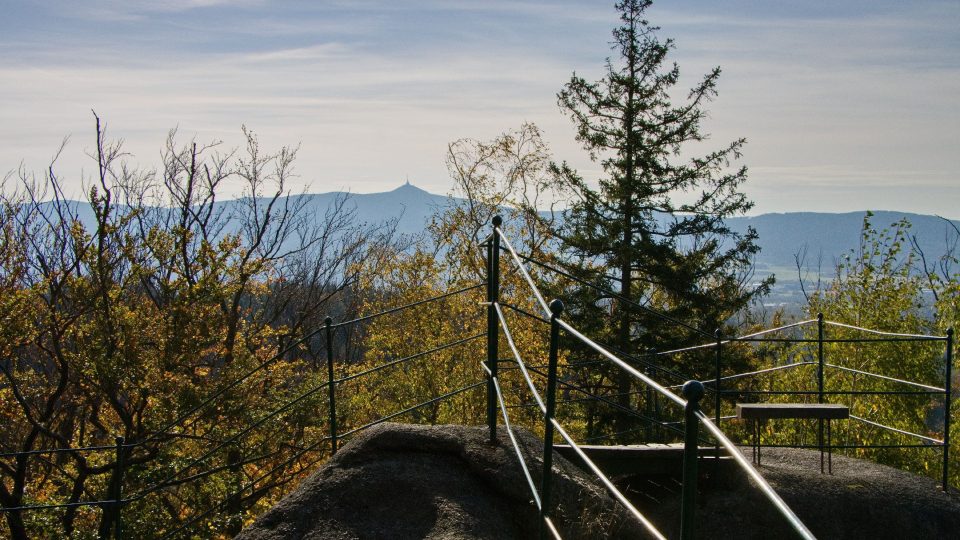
[825,363,945,392]
[483,363,542,510]
[494,302,547,414]
[550,419,667,540]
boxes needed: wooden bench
[736,403,849,473]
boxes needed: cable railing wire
[849,415,944,445]
[335,332,485,384]
[482,362,543,510]
[823,320,947,340]
[550,419,667,540]
[0,443,119,460]
[495,302,547,414]
[508,248,711,339]
[337,382,485,439]
[498,299,700,387]
[495,227,550,314]
[158,435,334,540]
[330,283,484,330]
[160,379,485,538]
[139,282,483,449]
[825,363,945,393]
[131,377,335,501]
[496,229,815,539]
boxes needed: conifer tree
[554,0,771,430]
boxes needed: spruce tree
[554,0,771,435]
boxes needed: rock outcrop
[236,423,644,539]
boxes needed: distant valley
[57,182,959,311]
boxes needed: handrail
[514,363,688,438]
[849,415,944,445]
[336,333,485,383]
[482,362,543,510]
[331,283,484,330]
[495,227,550,314]
[508,247,712,339]
[490,306,666,539]
[736,320,819,339]
[500,301,696,384]
[494,226,815,539]
[825,363,945,393]
[823,320,947,340]
[551,418,666,540]
[494,302,547,414]
[337,382,485,439]
[675,362,816,388]
[140,282,483,448]
[562,315,814,538]
[557,319,686,408]
[693,409,816,539]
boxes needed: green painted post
[944,328,953,492]
[487,215,502,444]
[325,316,338,455]
[650,348,661,443]
[680,380,705,540]
[539,299,564,539]
[817,313,825,403]
[226,446,243,536]
[113,436,125,540]
[714,329,722,460]
[818,313,825,473]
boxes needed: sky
[1,0,958,217]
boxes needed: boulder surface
[236,423,644,539]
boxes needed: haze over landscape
[4,2,960,538]
[2,0,958,217]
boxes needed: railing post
[487,215,502,444]
[539,299,564,539]
[714,328,722,459]
[680,380,705,540]
[944,327,953,492]
[818,313,825,473]
[325,316,338,455]
[226,446,243,536]
[817,313,825,403]
[113,436,125,540]
[650,348,661,443]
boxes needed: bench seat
[736,403,849,420]
[736,402,849,473]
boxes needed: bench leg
[756,420,762,466]
[828,419,833,475]
[819,418,824,474]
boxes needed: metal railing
[502,225,955,493]
[1,282,486,539]
[485,217,816,540]
[640,313,954,491]
[4,213,952,539]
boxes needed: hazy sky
[2,0,958,217]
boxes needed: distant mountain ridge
[340,185,958,276]
[50,182,959,284]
